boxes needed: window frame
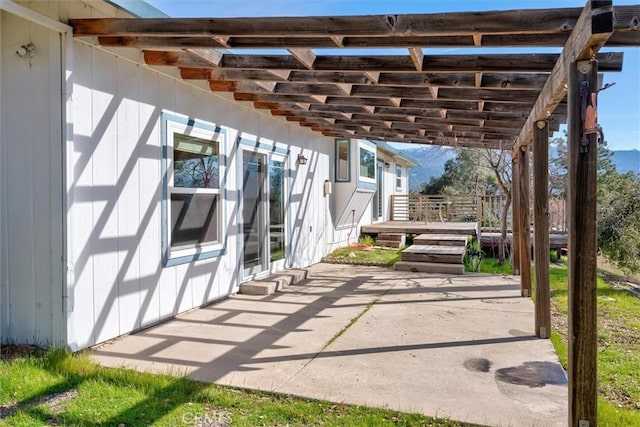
[334,138,351,182]
[358,144,376,184]
[396,164,403,191]
[162,113,226,266]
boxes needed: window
[163,114,225,265]
[359,145,376,182]
[335,138,350,181]
[396,165,403,191]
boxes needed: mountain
[397,146,639,192]
[396,146,456,192]
[611,150,640,174]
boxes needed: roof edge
[104,0,168,18]
[374,141,419,168]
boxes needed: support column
[518,146,532,297]
[511,151,521,275]
[534,120,550,338]
[568,58,599,426]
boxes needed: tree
[418,147,512,265]
[597,169,640,273]
[550,138,640,273]
[418,148,499,196]
[482,148,512,265]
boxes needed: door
[372,161,385,221]
[242,152,267,277]
[241,152,288,279]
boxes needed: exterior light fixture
[297,153,308,165]
[16,43,36,58]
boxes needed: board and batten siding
[0,11,65,345]
[66,40,335,350]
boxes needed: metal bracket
[577,60,592,75]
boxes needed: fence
[390,194,567,232]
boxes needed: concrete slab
[91,264,567,427]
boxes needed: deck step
[401,245,466,264]
[376,233,406,248]
[413,233,468,246]
[239,269,308,296]
[394,261,464,275]
[376,240,403,249]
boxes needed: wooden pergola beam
[70,7,640,39]
[198,69,553,90]
[94,30,637,49]
[221,52,622,73]
[515,0,616,149]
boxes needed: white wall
[65,38,336,349]
[0,0,412,350]
[0,10,65,345]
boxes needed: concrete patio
[91,263,567,427]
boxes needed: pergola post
[533,120,550,338]
[518,146,532,297]
[567,57,599,427]
[511,150,521,275]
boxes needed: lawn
[322,242,404,266]
[0,348,476,426]
[545,261,640,426]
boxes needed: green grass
[476,257,513,275]
[323,245,404,266]
[544,261,640,425]
[0,349,476,426]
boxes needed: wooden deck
[480,232,568,250]
[361,221,479,236]
[363,221,568,250]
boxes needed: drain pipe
[0,0,74,346]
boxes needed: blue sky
[146,0,640,151]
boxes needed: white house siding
[0,10,65,345]
[66,38,335,349]
[377,152,404,222]
[0,0,412,350]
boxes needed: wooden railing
[390,194,567,232]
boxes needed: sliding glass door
[242,151,288,279]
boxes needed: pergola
[70,1,639,425]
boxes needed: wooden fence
[390,194,567,232]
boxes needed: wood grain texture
[71,4,638,149]
[518,146,532,297]
[516,0,616,150]
[567,58,599,427]
[533,121,551,339]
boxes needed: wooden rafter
[71,7,639,41]
[69,5,639,150]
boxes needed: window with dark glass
[359,146,375,181]
[170,133,220,248]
